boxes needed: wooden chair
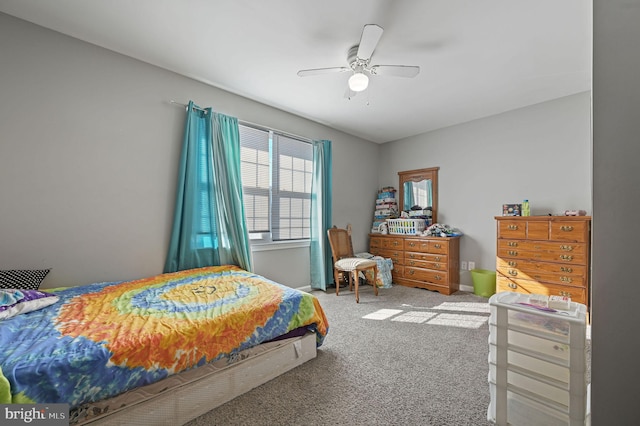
[327,225,378,303]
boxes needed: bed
[0,265,329,425]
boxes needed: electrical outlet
[461,261,467,270]
[468,261,476,270]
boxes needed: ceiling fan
[297,24,420,97]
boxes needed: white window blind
[239,124,312,242]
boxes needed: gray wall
[592,1,640,423]
[380,92,592,286]
[0,13,380,289]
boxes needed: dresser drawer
[497,258,587,287]
[392,266,404,279]
[527,221,550,240]
[370,236,404,250]
[497,275,586,305]
[550,220,589,243]
[405,251,447,263]
[497,220,526,239]
[370,236,383,250]
[498,240,587,255]
[404,266,448,285]
[372,248,404,265]
[498,248,587,265]
[497,240,588,265]
[404,238,449,254]
[383,237,404,249]
[404,256,448,271]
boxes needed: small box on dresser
[494,215,591,308]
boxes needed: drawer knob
[409,261,415,266]
[434,243,442,249]
[409,270,415,275]
[435,256,441,261]
[561,225,574,231]
[560,276,573,283]
[508,241,518,247]
[508,225,518,230]
[560,290,572,297]
[561,266,573,273]
[393,241,400,246]
[508,261,517,267]
[434,263,441,269]
[508,269,518,276]
[508,250,518,256]
[561,245,574,251]
[508,283,517,289]
[560,255,573,261]
[435,275,442,280]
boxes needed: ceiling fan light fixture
[348,72,369,92]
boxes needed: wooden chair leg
[353,270,359,303]
[373,265,379,296]
[334,268,340,296]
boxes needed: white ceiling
[0,0,591,143]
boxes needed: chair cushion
[335,258,377,271]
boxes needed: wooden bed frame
[77,332,317,425]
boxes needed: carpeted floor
[186,285,498,426]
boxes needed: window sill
[250,240,310,252]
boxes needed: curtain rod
[169,100,312,143]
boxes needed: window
[239,124,312,242]
[196,118,217,249]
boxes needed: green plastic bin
[470,269,497,297]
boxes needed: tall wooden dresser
[369,234,460,295]
[495,216,591,307]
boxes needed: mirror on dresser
[398,167,439,223]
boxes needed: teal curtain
[310,140,332,290]
[210,112,252,270]
[164,101,252,273]
[403,181,414,210]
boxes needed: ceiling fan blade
[356,24,384,60]
[370,65,420,78]
[297,67,350,77]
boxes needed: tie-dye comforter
[0,265,328,408]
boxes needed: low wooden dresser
[369,234,460,295]
[495,216,591,307]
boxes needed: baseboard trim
[459,284,474,293]
[300,283,476,295]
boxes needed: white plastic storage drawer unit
[487,292,588,425]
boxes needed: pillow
[0,289,24,307]
[0,289,59,320]
[0,269,51,290]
